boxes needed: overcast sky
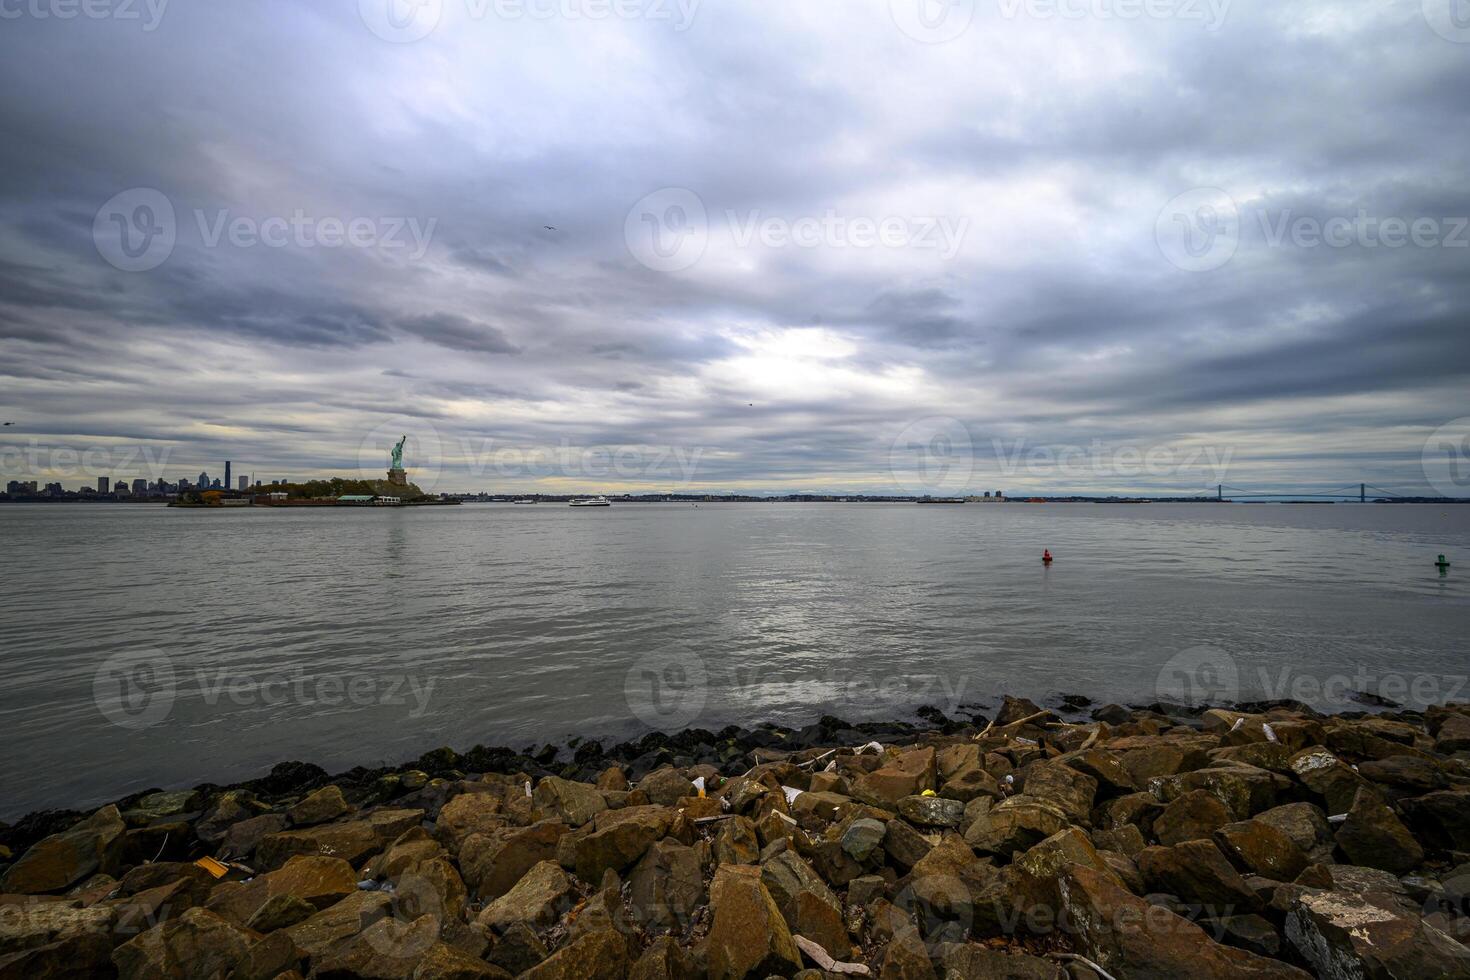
[1,0,1468,495]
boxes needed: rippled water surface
[1,501,1467,818]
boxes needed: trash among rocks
[1262,723,1278,743]
[782,785,803,805]
[794,934,871,975]
[194,856,230,879]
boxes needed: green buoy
[1437,554,1452,569]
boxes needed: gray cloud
[0,1,1467,494]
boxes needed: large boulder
[1288,750,1368,815]
[282,891,392,960]
[1334,787,1424,875]
[1400,789,1470,851]
[285,785,352,827]
[1253,803,1335,865]
[205,854,358,926]
[705,865,801,979]
[254,808,423,870]
[533,777,608,828]
[1020,762,1097,824]
[1155,790,1233,846]
[519,928,628,980]
[459,821,567,901]
[573,807,673,884]
[1286,885,1470,979]
[1212,820,1309,882]
[0,807,126,894]
[111,907,259,980]
[1138,840,1261,912]
[628,838,703,932]
[963,796,1069,857]
[434,790,507,853]
[760,849,850,958]
[477,861,574,933]
[1056,864,1311,978]
[637,769,695,808]
[1152,763,1291,820]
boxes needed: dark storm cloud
[0,1,1467,494]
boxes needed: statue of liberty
[389,435,407,470]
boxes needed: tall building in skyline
[238,475,248,491]
[224,461,231,491]
[97,476,108,494]
[198,471,209,488]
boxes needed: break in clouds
[1,0,1469,494]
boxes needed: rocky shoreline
[3,696,1470,978]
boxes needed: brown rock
[1400,789,1470,851]
[533,777,608,828]
[520,929,628,980]
[629,934,697,980]
[1253,802,1335,865]
[706,865,802,979]
[1213,820,1309,882]
[1334,786,1424,875]
[574,807,674,884]
[285,785,352,827]
[282,890,392,960]
[459,821,566,901]
[628,838,702,931]
[433,792,506,853]
[713,816,759,866]
[638,769,695,808]
[852,768,924,808]
[1152,763,1291,820]
[255,809,424,871]
[219,814,288,860]
[311,914,442,978]
[477,861,573,932]
[1288,749,1368,815]
[1436,712,1470,753]
[0,807,126,894]
[1056,864,1310,978]
[1019,762,1096,824]
[938,766,1001,803]
[412,941,511,979]
[206,854,358,926]
[1138,840,1261,912]
[111,907,258,980]
[244,893,316,933]
[963,796,1069,857]
[1155,790,1233,846]
[883,818,936,871]
[898,796,966,829]
[1286,885,1470,979]
[760,849,850,958]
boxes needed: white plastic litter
[1004,774,1015,784]
[824,760,838,773]
[524,781,532,797]
[857,741,884,755]
[692,776,706,795]
[1327,813,1348,824]
[1262,723,1278,743]
[782,785,804,805]
[1230,717,1246,732]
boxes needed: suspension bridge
[1214,483,1409,502]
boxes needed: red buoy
[1042,549,1053,564]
